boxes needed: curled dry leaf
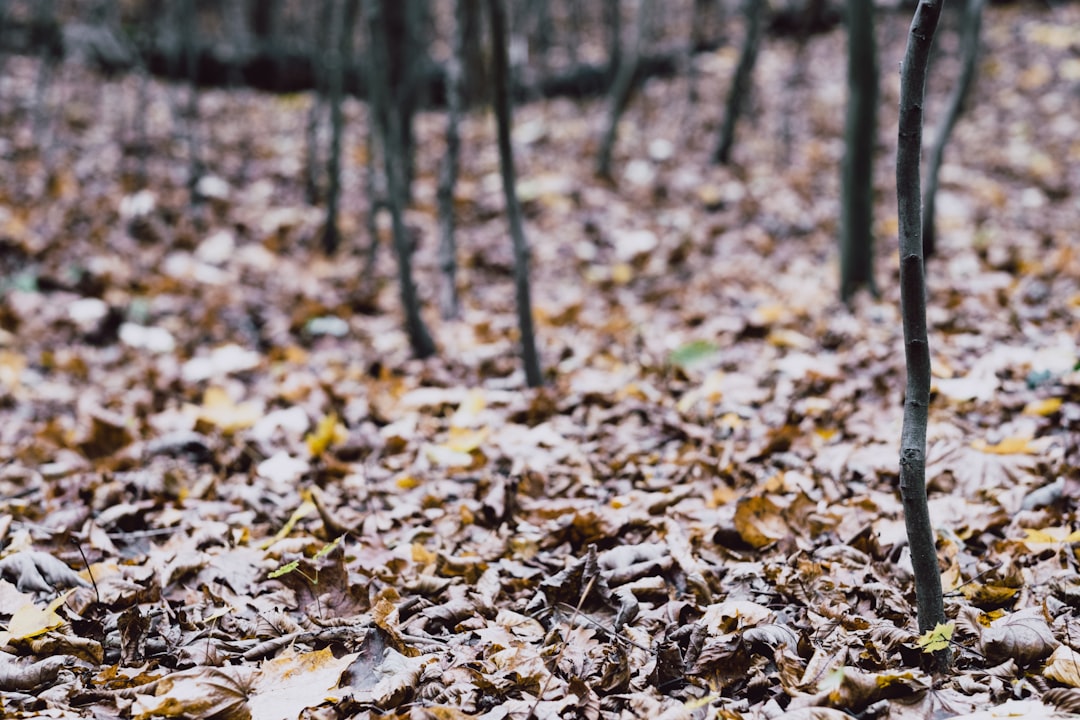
[980,608,1058,665]
[700,600,773,635]
[733,495,791,549]
[131,666,254,720]
[0,552,89,593]
[1045,645,1080,688]
[0,653,72,692]
[818,666,930,713]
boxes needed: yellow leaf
[411,543,437,566]
[202,606,234,623]
[196,387,261,433]
[970,436,1036,455]
[451,389,486,427]
[751,304,787,326]
[1023,397,1062,417]
[767,329,813,349]
[444,426,489,453]
[815,427,838,442]
[611,263,633,285]
[916,622,954,653]
[261,499,316,548]
[306,413,347,457]
[1025,23,1080,49]
[5,592,71,640]
[1020,527,1080,552]
[282,345,309,364]
[0,350,26,388]
[396,475,419,490]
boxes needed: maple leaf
[916,622,953,653]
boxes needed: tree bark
[896,0,948,668]
[382,0,426,199]
[181,0,203,203]
[922,0,984,258]
[604,0,622,82]
[839,0,878,303]
[323,0,359,255]
[596,0,653,180]
[305,0,334,206]
[487,0,543,388]
[32,0,57,172]
[713,0,764,165]
[437,0,468,319]
[365,0,436,359]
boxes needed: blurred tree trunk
[839,0,878,303]
[437,0,469,319]
[487,0,543,387]
[383,0,426,199]
[251,0,285,89]
[306,0,333,206]
[596,0,653,180]
[362,107,385,289]
[604,0,621,81]
[565,0,582,70]
[896,0,948,669]
[323,0,359,255]
[181,0,203,203]
[0,0,7,88]
[459,0,488,106]
[922,0,984,258]
[32,0,58,171]
[365,0,436,358]
[713,0,764,165]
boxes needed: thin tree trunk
[896,0,948,669]
[306,0,333,206]
[323,0,359,255]
[596,0,653,180]
[260,0,286,90]
[437,0,467,319]
[0,0,8,94]
[922,0,984,258]
[487,0,543,388]
[362,114,384,290]
[133,64,150,187]
[385,0,424,199]
[181,0,203,203]
[604,0,622,81]
[839,0,878,303]
[713,0,764,165]
[685,0,712,106]
[32,0,57,173]
[366,0,436,359]
[565,0,582,70]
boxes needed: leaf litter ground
[1,5,1080,719]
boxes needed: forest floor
[1,4,1080,719]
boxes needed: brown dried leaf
[248,646,358,719]
[0,652,71,692]
[734,495,790,549]
[1045,645,1080,688]
[131,666,254,720]
[980,608,1058,664]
